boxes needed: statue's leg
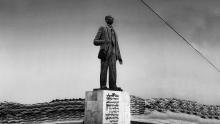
[109,57,117,89]
[100,59,108,88]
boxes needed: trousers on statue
[100,54,117,89]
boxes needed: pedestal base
[84,90,130,124]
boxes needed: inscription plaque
[104,93,120,124]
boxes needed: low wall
[1,96,220,123]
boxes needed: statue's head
[105,15,114,25]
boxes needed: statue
[93,15,123,91]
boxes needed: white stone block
[84,90,130,124]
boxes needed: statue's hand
[119,59,123,65]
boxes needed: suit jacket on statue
[93,26,122,61]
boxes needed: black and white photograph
[0,0,220,123]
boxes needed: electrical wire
[139,0,220,73]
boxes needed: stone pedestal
[84,90,130,124]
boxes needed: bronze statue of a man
[93,15,123,91]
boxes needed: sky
[0,0,220,104]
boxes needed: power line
[139,0,220,73]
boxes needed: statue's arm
[93,27,105,46]
[117,44,123,64]
[116,35,122,63]
[117,41,122,61]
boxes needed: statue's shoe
[109,87,123,91]
[116,87,123,91]
[101,86,109,90]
